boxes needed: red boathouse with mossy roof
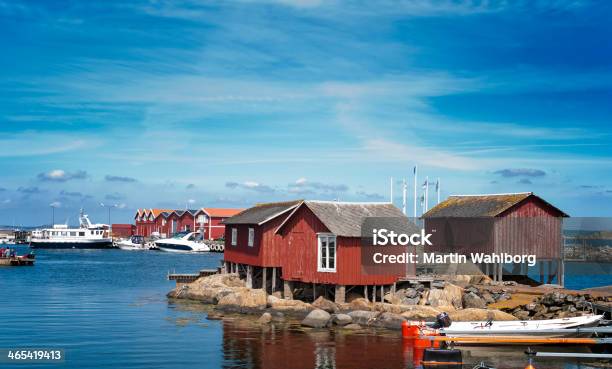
[422,192,569,286]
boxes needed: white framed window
[197,214,207,224]
[248,228,254,247]
[317,234,336,272]
[231,228,237,246]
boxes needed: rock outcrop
[312,297,339,313]
[448,308,516,321]
[301,309,331,328]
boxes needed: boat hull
[156,242,209,253]
[440,315,604,338]
[0,257,35,266]
[30,240,113,249]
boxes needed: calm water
[0,245,608,369]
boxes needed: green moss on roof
[423,193,533,218]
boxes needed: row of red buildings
[134,208,243,240]
[221,193,568,303]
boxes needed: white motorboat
[30,210,112,249]
[155,231,210,253]
[115,235,148,251]
[440,314,604,337]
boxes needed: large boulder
[372,303,406,314]
[423,283,463,309]
[312,297,339,313]
[377,312,406,329]
[332,313,352,326]
[267,294,280,307]
[384,289,420,305]
[342,323,363,330]
[347,310,379,325]
[348,298,372,311]
[400,305,443,320]
[462,292,487,309]
[449,308,517,321]
[195,273,246,289]
[301,309,331,328]
[270,298,313,313]
[172,273,247,304]
[383,293,403,305]
[217,288,267,310]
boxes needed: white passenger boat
[30,210,112,249]
[115,235,148,251]
[155,231,210,253]
[440,314,604,337]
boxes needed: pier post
[391,282,396,294]
[547,260,553,284]
[262,267,267,293]
[283,280,293,300]
[539,261,544,284]
[364,285,369,302]
[246,265,253,288]
[313,283,316,301]
[271,268,276,293]
[334,285,346,304]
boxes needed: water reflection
[218,317,606,369]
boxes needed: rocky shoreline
[167,273,611,331]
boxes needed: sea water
[0,245,607,369]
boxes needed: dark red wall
[112,224,135,238]
[278,205,401,285]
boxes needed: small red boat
[0,249,35,266]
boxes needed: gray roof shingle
[222,200,301,225]
[287,201,418,237]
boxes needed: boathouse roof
[223,200,301,225]
[276,200,414,237]
[422,192,568,218]
[198,208,244,218]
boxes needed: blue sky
[1,0,611,225]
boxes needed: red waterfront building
[135,209,173,237]
[223,200,416,303]
[111,224,135,238]
[197,208,243,240]
[422,192,568,286]
[135,207,244,239]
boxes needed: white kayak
[441,314,604,337]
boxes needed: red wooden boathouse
[223,200,417,303]
[422,192,569,286]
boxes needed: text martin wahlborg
[370,228,537,267]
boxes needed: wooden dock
[167,269,218,284]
